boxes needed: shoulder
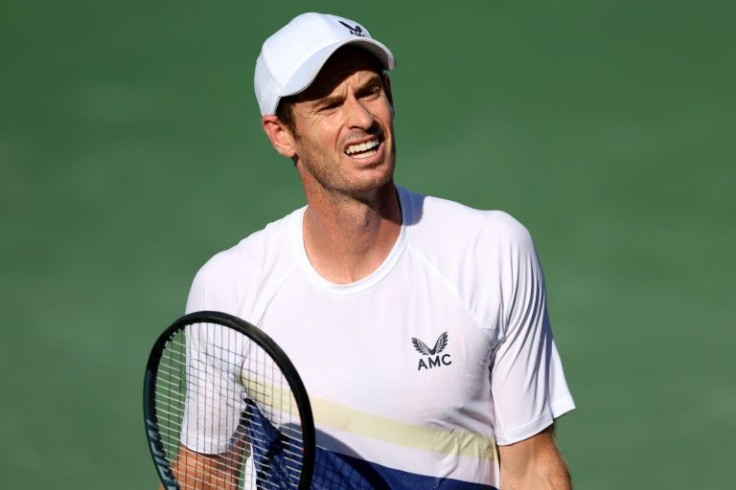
[399,188,541,330]
[186,208,303,315]
[400,187,534,252]
[196,210,296,278]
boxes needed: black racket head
[143,310,315,489]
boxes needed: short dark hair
[275,96,298,136]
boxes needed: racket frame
[143,310,315,489]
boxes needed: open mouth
[345,138,380,158]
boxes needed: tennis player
[180,12,575,489]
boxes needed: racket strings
[153,322,307,489]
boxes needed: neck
[302,184,402,284]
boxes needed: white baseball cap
[254,12,396,115]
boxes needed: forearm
[500,453,571,490]
[498,425,572,490]
[162,445,242,490]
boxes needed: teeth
[346,139,379,155]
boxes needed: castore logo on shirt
[411,332,453,371]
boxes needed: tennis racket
[143,310,315,489]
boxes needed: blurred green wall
[2,1,734,488]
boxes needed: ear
[261,115,297,159]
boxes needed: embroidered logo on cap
[339,21,367,37]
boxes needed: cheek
[302,120,341,148]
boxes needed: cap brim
[280,38,395,99]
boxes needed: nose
[344,95,374,129]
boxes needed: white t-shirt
[182,186,575,489]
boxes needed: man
[178,12,575,489]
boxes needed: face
[281,47,396,201]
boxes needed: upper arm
[497,424,571,490]
[491,218,575,444]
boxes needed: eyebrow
[355,76,383,96]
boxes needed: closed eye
[316,99,342,112]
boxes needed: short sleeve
[491,225,575,446]
[179,323,248,454]
[179,255,248,453]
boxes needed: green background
[2,0,734,488]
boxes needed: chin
[347,173,395,198]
